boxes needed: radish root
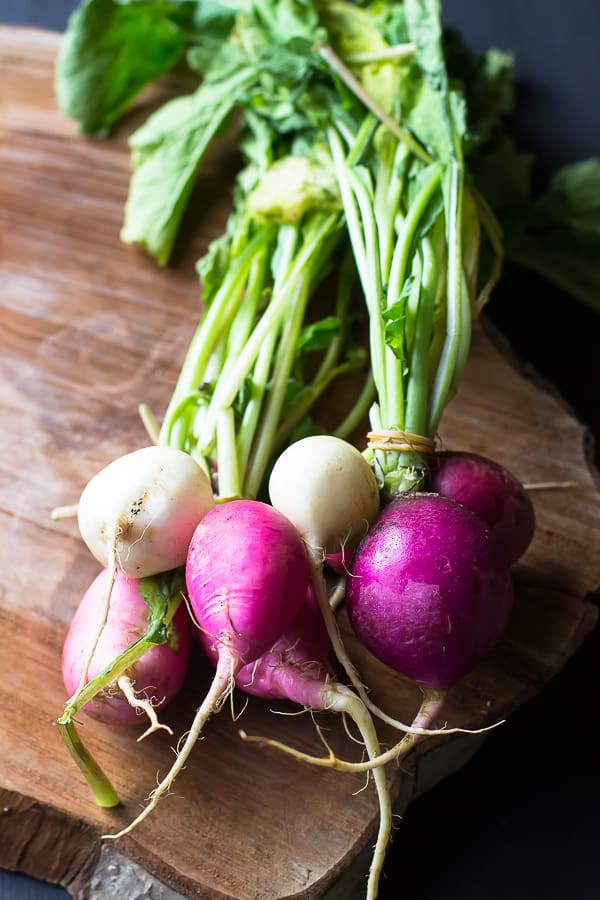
[240,689,503,772]
[116,675,173,742]
[103,654,235,840]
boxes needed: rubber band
[366,429,435,454]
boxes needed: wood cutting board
[1,26,599,900]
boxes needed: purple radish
[428,450,535,565]
[347,493,514,692]
[235,588,392,900]
[62,568,191,732]
[105,499,310,839]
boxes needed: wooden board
[1,26,599,900]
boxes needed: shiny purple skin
[62,569,192,725]
[187,500,310,669]
[346,494,514,691]
[428,451,535,565]
[234,587,331,709]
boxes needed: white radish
[268,435,380,555]
[77,445,214,578]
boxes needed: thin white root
[102,655,234,840]
[329,686,391,900]
[69,545,118,707]
[116,675,173,742]
[328,575,347,612]
[138,403,161,445]
[51,503,79,520]
[240,690,502,773]
[523,480,580,491]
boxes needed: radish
[346,493,514,693]
[235,589,392,900]
[268,435,380,556]
[427,451,536,565]
[105,499,310,838]
[62,569,191,729]
[57,567,190,808]
[77,445,214,579]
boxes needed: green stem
[428,161,466,434]
[158,228,275,448]
[57,589,182,807]
[199,214,340,452]
[405,238,438,436]
[244,276,310,498]
[57,720,120,808]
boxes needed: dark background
[1,2,599,898]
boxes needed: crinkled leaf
[247,153,340,223]
[121,67,257,264]
[186,0,244,74]
[55,0,193,135]
[403,0,465,162]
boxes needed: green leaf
[383,281,411,360]
[186,0,242,75]
[55,0,193,135]
[138,569,184,645]
[507,159,600,311]
[297,316,341,353]
[121,66,257,264]
[403,0,465,162]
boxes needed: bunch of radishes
[58,425,534,898]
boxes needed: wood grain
[1,27,599,900]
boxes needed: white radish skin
[268,435,380,554]
[78,445,215,578]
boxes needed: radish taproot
[236,588,392,900]
[428,451,536,565]
[105,499,310,838]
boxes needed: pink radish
[62,569,191,728]
[105,499,310,838]
[58,567,190,808]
